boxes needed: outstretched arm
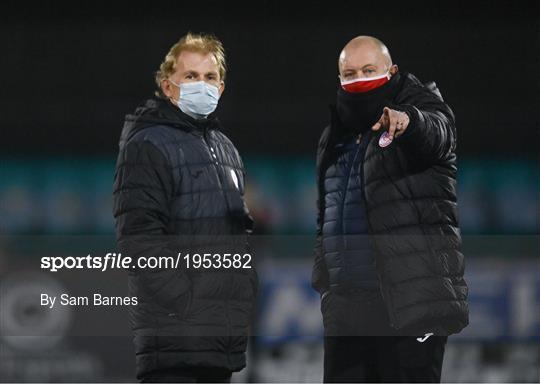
[372,85,457,163]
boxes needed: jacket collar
[157,98,221,133]
[121,97,222,145]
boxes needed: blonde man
[113,33,257,383]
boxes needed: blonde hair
[155,32,226,98]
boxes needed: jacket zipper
[340,137,362,250]
[202,128,234,365]
[360,133,398,328]
[202,129,231,212]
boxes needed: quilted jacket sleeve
[395,83,457,163]
[113,139,191,311]
[311,128,331,294]
[312,198,329,294]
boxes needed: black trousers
[139,367,232,383]
[322,290,447,383]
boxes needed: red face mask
[340,72,391,93]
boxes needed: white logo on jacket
[417,332,434,343]
[230,169,239,190]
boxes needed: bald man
[312,36,468,382]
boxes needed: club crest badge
[378,131,393,148]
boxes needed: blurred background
[0,0,539,382]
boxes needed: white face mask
[169,80,220,118]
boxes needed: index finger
[387,110,398,140]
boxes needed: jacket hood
[397,72,444,101]
[119,97,220,147]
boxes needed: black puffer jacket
[113,98,257,379]
[312,72,469,336]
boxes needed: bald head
[338,36,397,81]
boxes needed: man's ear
[218,81,225,96]
[389,64,399,75]
[161,79,173,98]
